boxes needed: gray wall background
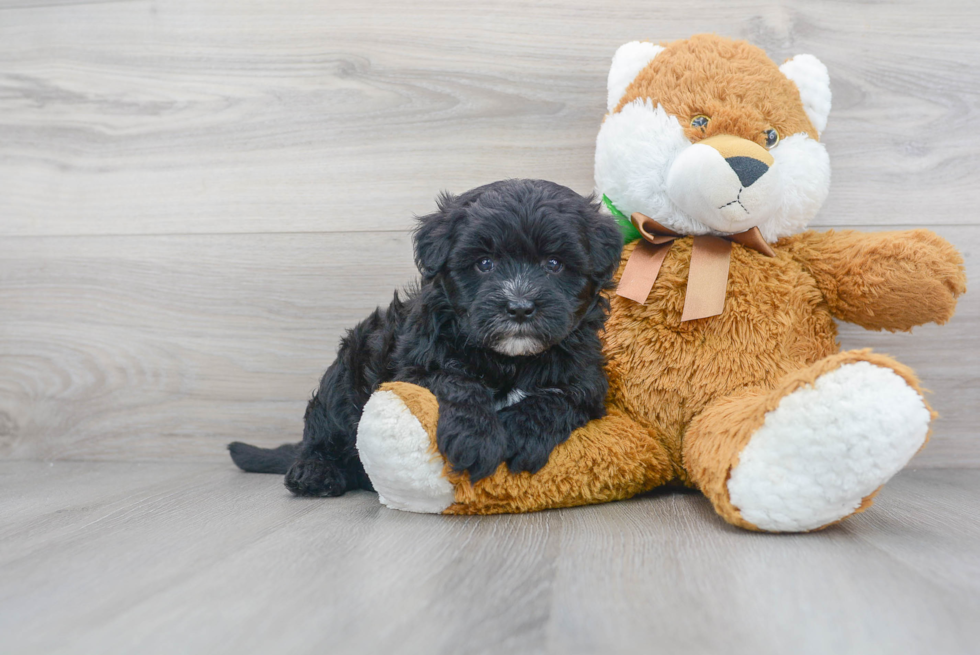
[1,0,977,466]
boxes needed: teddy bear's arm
[779,229,966,331]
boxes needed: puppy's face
[414,180,623,357]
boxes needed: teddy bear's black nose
[726,156,770,187]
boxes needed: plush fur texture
[595,34,831,242]
[606,41,663,112]
[725,361,931,532]
[683,350,933,531]
[353,35,967,532]
[357,388,455,513]
[229,179,623,495]
[779,55,831,135]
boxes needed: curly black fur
[229,179,623,496]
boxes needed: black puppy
[229,179,623,496]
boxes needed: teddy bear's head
[595,34,831,243]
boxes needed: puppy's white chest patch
[494,388,527,411]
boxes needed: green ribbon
[602,194,642,244]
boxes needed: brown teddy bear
[353,34,967,532]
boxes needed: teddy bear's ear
[779,54,832,135]
[607,41,663,112]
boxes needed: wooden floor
[1,461,978,655]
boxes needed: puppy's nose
[506,299,536,322]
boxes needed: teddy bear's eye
[765,128,780,148]
[691,115,710,129]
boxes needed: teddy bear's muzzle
[666,134,780,234]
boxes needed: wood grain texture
[0,0,978,466]
[0,231,419,460]
[1,461,978,655]
[0,0,979,236]
[0,226,975,465]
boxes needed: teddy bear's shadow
[631,484,912,538]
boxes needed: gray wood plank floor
[1,462,978,655]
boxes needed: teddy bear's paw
[356,384,455,514]
[727,361,930,532]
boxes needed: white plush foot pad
[727,362,930,532]
[356,390,455,514]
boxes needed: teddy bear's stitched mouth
[717,187,749,214]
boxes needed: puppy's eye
[543,258,564,274]
[764,128,779,148]
[691,115,710,129]
[475,257,495,273]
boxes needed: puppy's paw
[506,443,552,475]
[284,456,347,497]
[499,408,566,475]
[439,421,509,484]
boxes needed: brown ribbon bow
[616,212,775,321]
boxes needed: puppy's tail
[228,441,299,474]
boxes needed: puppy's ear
[413,192,466,280]
[585,198,625,286]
